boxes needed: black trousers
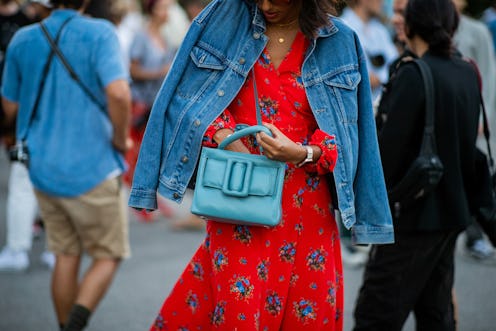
[353,230,459,331]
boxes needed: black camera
[9,141,29,165]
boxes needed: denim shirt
[2,10,128,196]
[128,0,394,244]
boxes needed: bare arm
[213,128,250,153]
[369,72,382,89]
[1,98,18,147]
[1,97,18,128]
[129,59,169,81]
[106,79,131,154]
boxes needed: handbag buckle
[222,159,253,197]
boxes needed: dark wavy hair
[405,0,459,56]
[249,0,343,40]
[145,0,159,14]
[49,0,85,9]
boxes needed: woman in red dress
[151,0,343,329]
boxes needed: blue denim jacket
[129,0,394,244]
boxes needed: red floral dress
[151,32,343,331]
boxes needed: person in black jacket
[353,0,480,330]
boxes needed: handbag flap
[199,148,284,197]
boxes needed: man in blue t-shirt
[1,0,131,330]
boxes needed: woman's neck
[408,35,429,58]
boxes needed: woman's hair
[84,0,113,20]
[145,0,158,14]
[49,0,85,9]
[249,0,343,40]
[405,0,459,56]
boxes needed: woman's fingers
[257,123,298,161]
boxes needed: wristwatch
[295,143,313,168]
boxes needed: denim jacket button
[181,156,189,163]
[194,119,201,127]
[173,193,180,199]
[239,57,246,65]
[217,90,225,97]
[253,32,261,39]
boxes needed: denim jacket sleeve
[350,32,394,244]
[128,6,215,210]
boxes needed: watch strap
[295,143,313,168]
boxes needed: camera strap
[39,21,106,113]
[20,15,75,142]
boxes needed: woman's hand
[256,122,316,164]
[213,128,250,153]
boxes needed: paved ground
[0,150,495,331]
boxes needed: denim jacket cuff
[128,188,158,211]
[351,225,395,245]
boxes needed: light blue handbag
[190,71,286,227]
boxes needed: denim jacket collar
[317,18,338,38]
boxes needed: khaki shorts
[35,177,130,259]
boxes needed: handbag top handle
[413,59,438,156]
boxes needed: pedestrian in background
[353,0,480,329]
[339,0,398,267]
[127,0,174,179]
[1,0,131,330]
[341,0,398,101]
[453,0,496,261]
[124,0,176,222]
[0,0,53,273]
[177,0,210,20]
[128,0,394,329]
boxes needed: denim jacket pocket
[324,70,361,123]
[191,45,226,70]
[176,45,227,99]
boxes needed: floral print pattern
[150,32,343,331]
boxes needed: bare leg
[75,258,121,311]
[52,254,81,324]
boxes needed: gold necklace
[268,18,298,44]
[274,18,298,28]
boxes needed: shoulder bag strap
[252,69,263,127]
[251,68,264,154]
[465,57,494,168]
[20,16,74,141]
[39,21,106,113]
[413,59,438,155]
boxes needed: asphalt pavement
[0,150,495,331]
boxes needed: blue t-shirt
[488,20,496,53]
[130,30,175,107]
[1,9,129,197]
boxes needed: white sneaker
[40,250,55,269]
[466,239,494,260]
[0,247,29,272]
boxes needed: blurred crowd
[1,0,495,285]
[0,0,495,329]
